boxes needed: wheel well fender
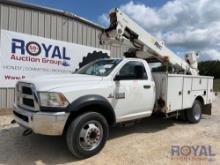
[195,95,204,106]
[64,95,116,134]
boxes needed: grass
[214,79,220,92]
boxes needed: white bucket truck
[13,8,213,158]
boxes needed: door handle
[143,85,151,89]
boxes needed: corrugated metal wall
[0,2,129,109]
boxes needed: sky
[22,0,220,61]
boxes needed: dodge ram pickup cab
[13,58,213,158]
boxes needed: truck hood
[20,74,103,91]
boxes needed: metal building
[0,0,129,110]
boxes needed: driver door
[111,61,154,122]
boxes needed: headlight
[39,92,69,107]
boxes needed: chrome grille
[16,82,40,111]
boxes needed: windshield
[76,59,122,76]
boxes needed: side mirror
[114,75,121,81]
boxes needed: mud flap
[202,104,212,115]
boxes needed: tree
[198,61,220,78]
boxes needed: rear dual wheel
[187,100,202,123]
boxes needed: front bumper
[13,104,70,136]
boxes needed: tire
[187,100,202,123]
[66,112,109,159]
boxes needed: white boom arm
[100,8,199,75]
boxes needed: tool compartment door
[207,78,214,104]
[192,77,208,90]
[182,77,193,109]
[167,76,183,112]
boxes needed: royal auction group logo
[169,145,216,162]
[10,38,71,66]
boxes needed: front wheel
[66,112,109,159]
[187,100,202,123]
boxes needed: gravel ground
[0,95,219,165]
